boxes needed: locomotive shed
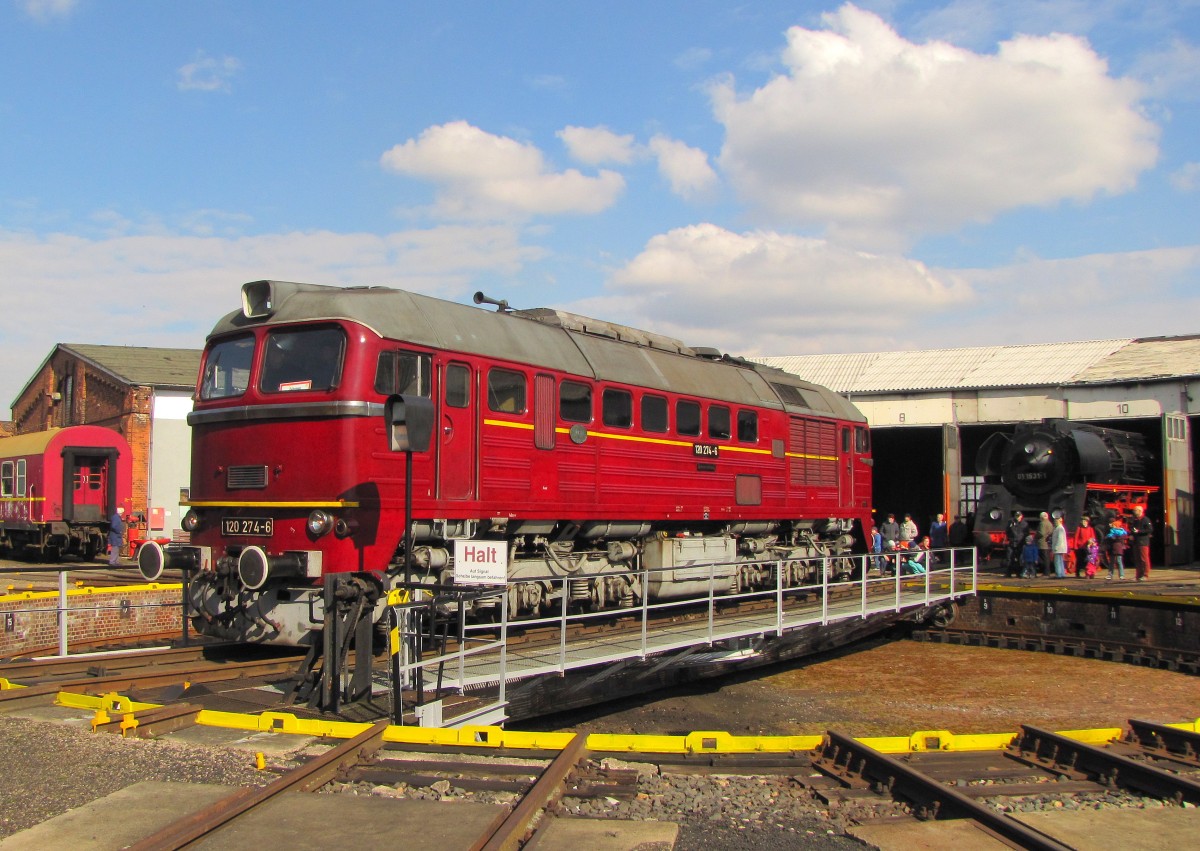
[758,333,1200,569]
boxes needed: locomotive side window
[260,327,346,394]
[676,400,701,436]
[841,427,851,453]
[855,426,870,453]
[200,335,255,400]
[709,405,731,440]
[1,461,11,497]
[375,350,432,397]
[444,364,470,408]
[642,395,668,433]
[602,388,633,428]
[560,380,592,423]
[488,368,527,414]
[737,410,758,443]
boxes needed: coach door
[69,454,109,523]
[438,362,476,500]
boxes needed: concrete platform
[847,807,1200,851]
[526,817,679,850]
[0,780,508,851]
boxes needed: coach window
[375,350,432,397]
[560,380,592,423]
[737,410,758,443]
[709,405,731,440]
[1,461,11,497]
[445,364,469,408]
[200,334,254,400]
[488,368,527,414]
[642,394,668,433]
[603,388,633,428]
[262,326,346,394]
[15,459,26,496]
[676,399,701,436]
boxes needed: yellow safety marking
[182,500,360,508]
[385,588,411,607]
[784,452,839,461]
[0,583,183,604]
[389,626,400,656]
[0,496,46,502]
[255,752,266,770]
[58,691,161,713]
[485,418,776,457]
[1167,718,1200,733]
[0,678,26,691]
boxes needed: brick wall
[0,585,184,657]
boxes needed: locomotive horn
[473,291,511,312]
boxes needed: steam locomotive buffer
[133,280,977,722]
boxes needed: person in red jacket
[1071,516,1098,578]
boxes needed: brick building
[8,344,202,540]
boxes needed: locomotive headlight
[988,508,1002,521]
[182,510,201,532]
[307,509,334,537]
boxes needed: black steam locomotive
[972,418,1157,551]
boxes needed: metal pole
[403,450,414,585]
[181,567,191,647]
[391,606,403,725]
[58,570,68,657]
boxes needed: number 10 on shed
[454,539,508,584]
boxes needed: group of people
[870,511,969,576]
[1004,507,1153,581]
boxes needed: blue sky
[3,0,1199,412]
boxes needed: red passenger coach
[0,426,133,561]
[141,280,873,647]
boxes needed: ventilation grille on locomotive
[227,465,268,489]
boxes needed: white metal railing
[391,546,977,723]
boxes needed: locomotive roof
[210,281,864,422]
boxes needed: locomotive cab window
[842,427,851,453]
[375,350,432,397]
[676,400,701,436]
[737,410,758,443]
[488,368,527,414]
[560,380,592,423]
[708,405,731,440]
[855,426,870,453]
[642,394,668,433]
[261,326,346,394]
[444,364,470,408]
[602,388,633,428]
[200,334,255,400]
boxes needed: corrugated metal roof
[62,344,201,389]
[755,338,1133,393]
[1074,335,1200,383]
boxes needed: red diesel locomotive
[140,280,873,646]
[0,426,133,561]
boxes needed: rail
[389,547,977,724]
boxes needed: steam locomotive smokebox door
[386,394,435,452]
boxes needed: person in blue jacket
[108,507,125,566]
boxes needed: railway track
[806,719,1200,849]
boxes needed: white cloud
[177,52,243,93]
[380,121,625,220]
[584,223,970,356]
[647,135,719,200]
[710,3,1159,249]
[674,46,713,71]
[1170,162,1200,192]
[0,224,544,411]
[558,125,637,165]
[18,0,77,22]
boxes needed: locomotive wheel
[41,544,61,564]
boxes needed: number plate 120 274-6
[221,517,274,537]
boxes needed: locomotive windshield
[261,326,346,393]
[200,335,255,400]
